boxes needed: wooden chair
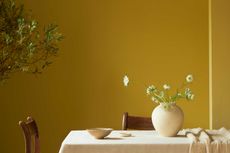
[122,112,154,130]
[19,117,40,153]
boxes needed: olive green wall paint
[0,0,209,153]
[212,0,230,128]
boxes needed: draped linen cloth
[181,127,230,153]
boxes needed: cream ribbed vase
[152,102,184,137]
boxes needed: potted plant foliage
[146,74,194,137]
[123,74,194,137]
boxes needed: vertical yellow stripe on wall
[209,0,213,129]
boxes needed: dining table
[58,130,193,153]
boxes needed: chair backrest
[19,117,40,153]
[122,112,154,130]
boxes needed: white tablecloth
[58,130,192,153]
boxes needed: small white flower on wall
[186,74,193,83]
[123,75,129,87]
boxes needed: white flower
[163,84,170,90]
[186,74,193,83]
[151,97,155,102]
[189,94,195,100]
[185,88,191,94]
[146,85,156,95]
[123,75,129,87]
[151,97,158,103]
[190,94,195,100]
[186,93,195,101]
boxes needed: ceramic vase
[152,102,184,137]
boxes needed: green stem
[153,93,167,102]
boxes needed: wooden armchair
[122,112,154,130]
[19,117,40,153]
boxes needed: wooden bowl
[87,128,113,139]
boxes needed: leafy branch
[0,0,63,82]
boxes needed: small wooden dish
[87,128,113,139]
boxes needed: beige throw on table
[181,127,230,153]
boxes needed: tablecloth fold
[181,127,230,153]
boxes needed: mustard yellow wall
[212,0,230,128]
[0,0,209,153]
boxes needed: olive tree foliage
[0,0,63,82]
